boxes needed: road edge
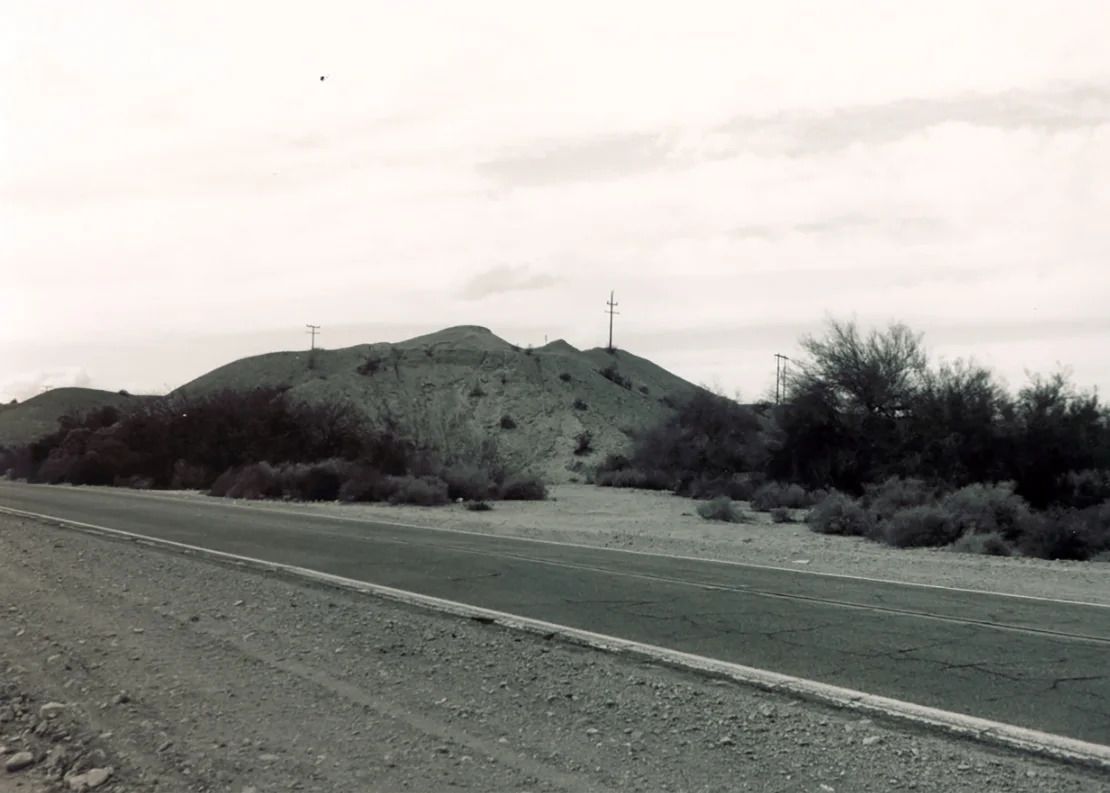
[3,504,1109,774]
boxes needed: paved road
[2,481,1109,746]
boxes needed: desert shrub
[1017,509,1093,560]
[638,385,649,395]
[116,474,153,489]
[337,465,386,502]
[598,365,632,390]
[940,482,1029,541]
[574,430,593,456]
[357,355,382,376]
[595,468,673,490]
[170,459,211,490]
[468,385,486,398]
[500,415,517,430]
[751,482,812,510]
[498,475,547,501]
[806,492,875,537]
[948,531,1013,556]
[865,477,936,520]
[1058,469,1110,509]
[385,475,449,505]
[696,497,745,523]
[210,463,283,500]
[882,505,959,548]
[280,459,347,501]
[683,472,764,501]
[440,463,496,501]
[466,500,493,512]
[573,398,588,411]
[558,372,572,383]
[769,506,794,524]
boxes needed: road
[2,480,1108,748]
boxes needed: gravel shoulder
[2,512,1109,792]
[135,483,1110,606]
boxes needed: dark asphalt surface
[2,481,1109,746]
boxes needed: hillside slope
[0,388,146,448]
[176,326,701,480]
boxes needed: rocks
[65,766,112,791]
[40,701,68,718]
[5,750,35,772]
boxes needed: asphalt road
[2,481,1109,747]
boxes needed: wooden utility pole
[306,324,321,351]
[604,290,619,351]
[774,353,790,404]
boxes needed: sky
[2,1,1109,403]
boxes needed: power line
[604,290,619,351]
[306,324,321,351]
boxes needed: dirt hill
[0,388,145,448]
[176,326,702,480]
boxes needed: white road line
[3,481,1108,609]
[3,502,1110,772]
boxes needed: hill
[176,326,702,480]
[0,388,147,448]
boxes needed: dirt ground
[2,500,1109,791]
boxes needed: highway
[1,480,1108,747]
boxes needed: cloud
[461,265,561,300]
[475,132,671,188]
[0,367,92,403]
[733,215,945,242]
[718,83,1110,156]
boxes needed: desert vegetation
[596,319,1110,560]
[0,387,545,506]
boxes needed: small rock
[862,735,882,746]
[39,702,67,719]
[234,600,245,607]
[585,727,599,736]
[132,627,144,634]
[718,736,735,746]
[66,767,112,791]
[5,751,35,772]
[258,753,280,762]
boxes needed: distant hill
[176,325,703,480]
[0,388,147,448]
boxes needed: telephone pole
[774,353,790,404]
[306,324,320,351]
[604,290,619,351]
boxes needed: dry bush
[498,475,547,501]
[864,477,936,520]
[806,491,875,537]
[751,482,813,510]
[696,497,746,523]
[940,482,1029,541]
[440,463,496,501]
[769,506,794,524]
[948,531,1013,556]
[595,468,673,490]
[385,475,449,506]
[574,430,593,456]
[882,505,959,548]
[466,500,493,511]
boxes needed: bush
[500,415,517,430]
[574,430,593,456]
[751,482,812,510]
[357,355,382,376]
[882,505,959,548]
[439,463,496,501]
[210,463,283,500]
[865,477,936,520]
[573,398,588,411]
[1059,469,1110,509]
[385,475,449,506]
[595,468,673,490]
[806,492,875,537]
[599,365,632,390]
[280,459,346,501]
[769,506,794,524]
[683,473,764,501]
[559,372,572,383]
[469,385,486,398]
[466,500,493,512]
[1018,509,1094,560]
[940,482,1029,541]
[337,465,386,502]
[498,475,547,501]
[696,497,746,523]
[948,531,1013,556]
[638,385,649,395]
[170,459,211,490]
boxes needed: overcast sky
[2,1,1108,403]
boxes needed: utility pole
[306,324,320,351]
[774,353,790,404]
[604,290,619,352]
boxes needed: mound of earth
[0,388,146,449]
[176,326,702,480]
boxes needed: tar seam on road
[2,502,1109,773]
